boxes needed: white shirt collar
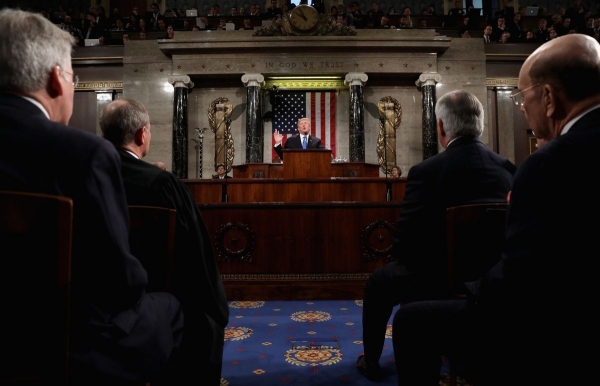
[124,149,139,159]
[18,95,50,119]
[447,136,462,147]
[561,103,600,135]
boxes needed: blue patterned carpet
[220,300,466,385]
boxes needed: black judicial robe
[116,149,229,384]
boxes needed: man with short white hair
[358,90,515,382]
[392,33,600,386]
[0,8,183,384]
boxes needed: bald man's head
[524,34,600,101]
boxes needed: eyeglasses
[61,69,79,87]
[510,83,540,106]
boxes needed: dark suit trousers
[362,261,448,364]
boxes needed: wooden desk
[232,162,381,179]
[200,202,401,300]
[185,177,406,300]
[184,177,406,203]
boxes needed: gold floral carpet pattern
[220,300,467,385]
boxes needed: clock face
[290,5,319,31]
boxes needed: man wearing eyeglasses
[392,34,600,386]
[0,9,184,385]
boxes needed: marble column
[241,73,265,163]
[168,75,194,179]
[416,73,442,160]
[344,72,368,162]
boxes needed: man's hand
[273,129,283,145]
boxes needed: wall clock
[289,4,320,33]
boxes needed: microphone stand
[381,116,391,201]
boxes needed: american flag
[272,90,336,160]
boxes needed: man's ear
[543,84,559,119]
[47,67,65,98]
[134,127,145,145]
[437,118,445,138]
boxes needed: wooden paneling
[184,178,406,203]
[200,202,402,300]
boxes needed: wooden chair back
[0,190,73,385]
[446,202,508,297]
[127,206,177,293]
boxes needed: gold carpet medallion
[224,326,253,341]
[229,300,265,309]
[284,348,343,367]
[290,311,332,322]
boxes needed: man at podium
[273,117,323,160]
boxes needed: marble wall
[123,29,494,178]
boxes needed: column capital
[415,73,442,88]
[168,75,194,89]
[344,72,368,87]
[241,73,265,87]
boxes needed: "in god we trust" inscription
[265,61,345,69]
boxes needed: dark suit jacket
[274,134,323,160]
[116,150,229,378]
[462,107,600,385]
[0,93,180,381]
[394,135,515,280]
[468,106,600,324]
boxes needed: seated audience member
[491,16,507,42]
[164,24,174,39]
[397,15,411,28]
[147,2,165,30]
[100,98,229,386]
[240,18,254,30]
[378,15,392,28]
[393,33,600,386]
[507,12,523,42]
[83,11,108,40]
[401,7,414,27]
[156,18,167,31]
[138,17,148,32]
[0,9,184,384]
[212,163,231,179]
[265,0,283,19]
[59,15,84,46]
[535,18,550,42]
[139,31,147,39]
[499,31,511,43]
[357,90,515,382]
[459,17,471,37]
[524,29,536,41]
[111,17,126,31]
[448,0,464,16]
[273,117,323,160]
[483,25,494,43]
[390,165,402,178]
